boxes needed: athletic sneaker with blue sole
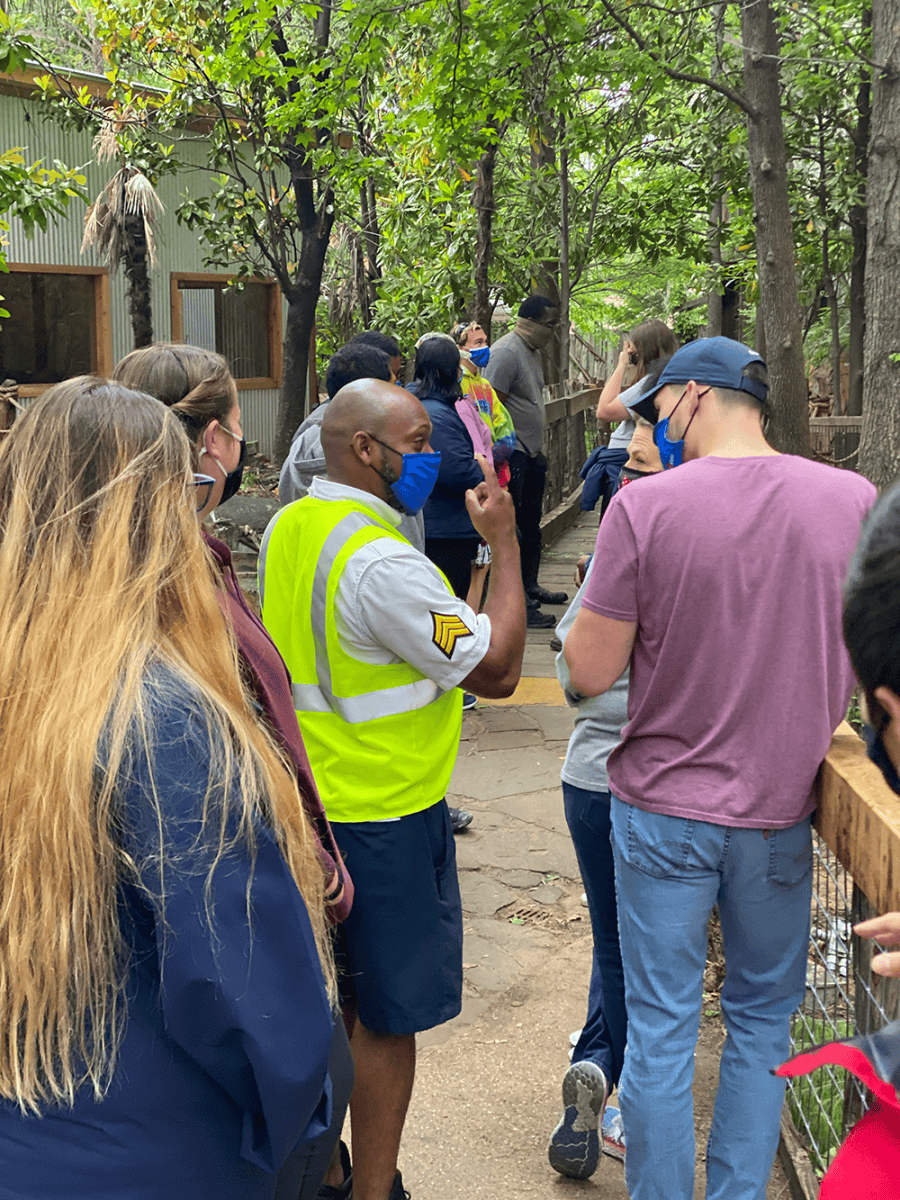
[547,1060,609,1179]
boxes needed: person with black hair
[278,343,428,550]
[484,293,567,628]
[407,336,485,598]
[348,330,402,382]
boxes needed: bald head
[321,378,433,504]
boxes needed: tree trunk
[858,0,900,488]
[848,6,872,418]
[529,110,562,387]
[740,0,810,456]
[360,177,381,323]
[275,207,335,462]
[473,138,498,337]
[706,5,726,338]
[123,214,153,349]
[706,192,724,338]
[558,133,571,383]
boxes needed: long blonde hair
[0,377,332,1113]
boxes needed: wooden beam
[814,722,900,913]
[777,1109,820,1200]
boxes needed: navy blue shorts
[330,799,463,1036]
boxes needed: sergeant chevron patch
[431,611,474,659]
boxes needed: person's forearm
[462,531,524,697]
[598,359,626,406]
[596,356,630,422]
[480,532,526,687]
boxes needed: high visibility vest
[259,495,463,823]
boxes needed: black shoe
[315,1141,352,1199]
[462,692,478,711]
[449,805,474,832]
[529,585,569,605]
[389,1172,411,1200]
[550,635,562,651]
[527,607,556,629]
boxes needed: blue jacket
[415,388,485,539]
[579,446,628,512]
[0,674,335,1200]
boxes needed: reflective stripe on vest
[259,494,462,822]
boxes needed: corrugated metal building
[0,68,285,457]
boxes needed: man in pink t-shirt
[564,337,876,1200]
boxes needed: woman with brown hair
[113,342,355,1199]
[0,377,337,1198]
[596,319,679,450]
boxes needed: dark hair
[843,484,900,711]
[639,353,676,397]
[518,294,557,321]
[629,320,679,376]
[412,337,461,403]
[716,361,770,419]
[325,345,392,399]
[348,330,401,361]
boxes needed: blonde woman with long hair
[0,377,337,1200]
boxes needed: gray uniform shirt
[483,332,546,457]
[556,556,629,792]
[278,400,425,551]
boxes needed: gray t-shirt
[277,400,425,551]
[607,376,649,450]
[483,332,546,457]
[556,557,628,792]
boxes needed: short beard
[374,453,403,511]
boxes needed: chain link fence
[786,830,899,1177]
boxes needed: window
[171,274,282,388]
[0,265,111,393]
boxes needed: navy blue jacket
[579,446,628,512]
[415,387,485,539]
[0,675,335,1200]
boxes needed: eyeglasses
[192,473,216,512]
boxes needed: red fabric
[819,1103,900,1198]
[204,532,353,922]
[776,1043,900,1114]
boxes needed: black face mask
[617,465,658,490]
[211,426,247,506]
[862,721,900,796]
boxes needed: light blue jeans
[610,797,812,1200]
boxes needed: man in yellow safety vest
[259,379,526,1200]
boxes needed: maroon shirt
[204,532,353,921]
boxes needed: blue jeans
[610,797,812,1200]
[563,784,627,1087]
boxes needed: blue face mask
[653,387,707,469]
[368,434,441,515]
[862,720,900,796]
[469,345,491,369]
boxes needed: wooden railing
[542,385,605,515]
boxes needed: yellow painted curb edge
[479,677,565,706]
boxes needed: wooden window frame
[170,272,283,390]
[5,264,112,397]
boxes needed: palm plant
[82,120,163,349]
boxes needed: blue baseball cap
[630,337,768,424]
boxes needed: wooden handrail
[814,722,900,913]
